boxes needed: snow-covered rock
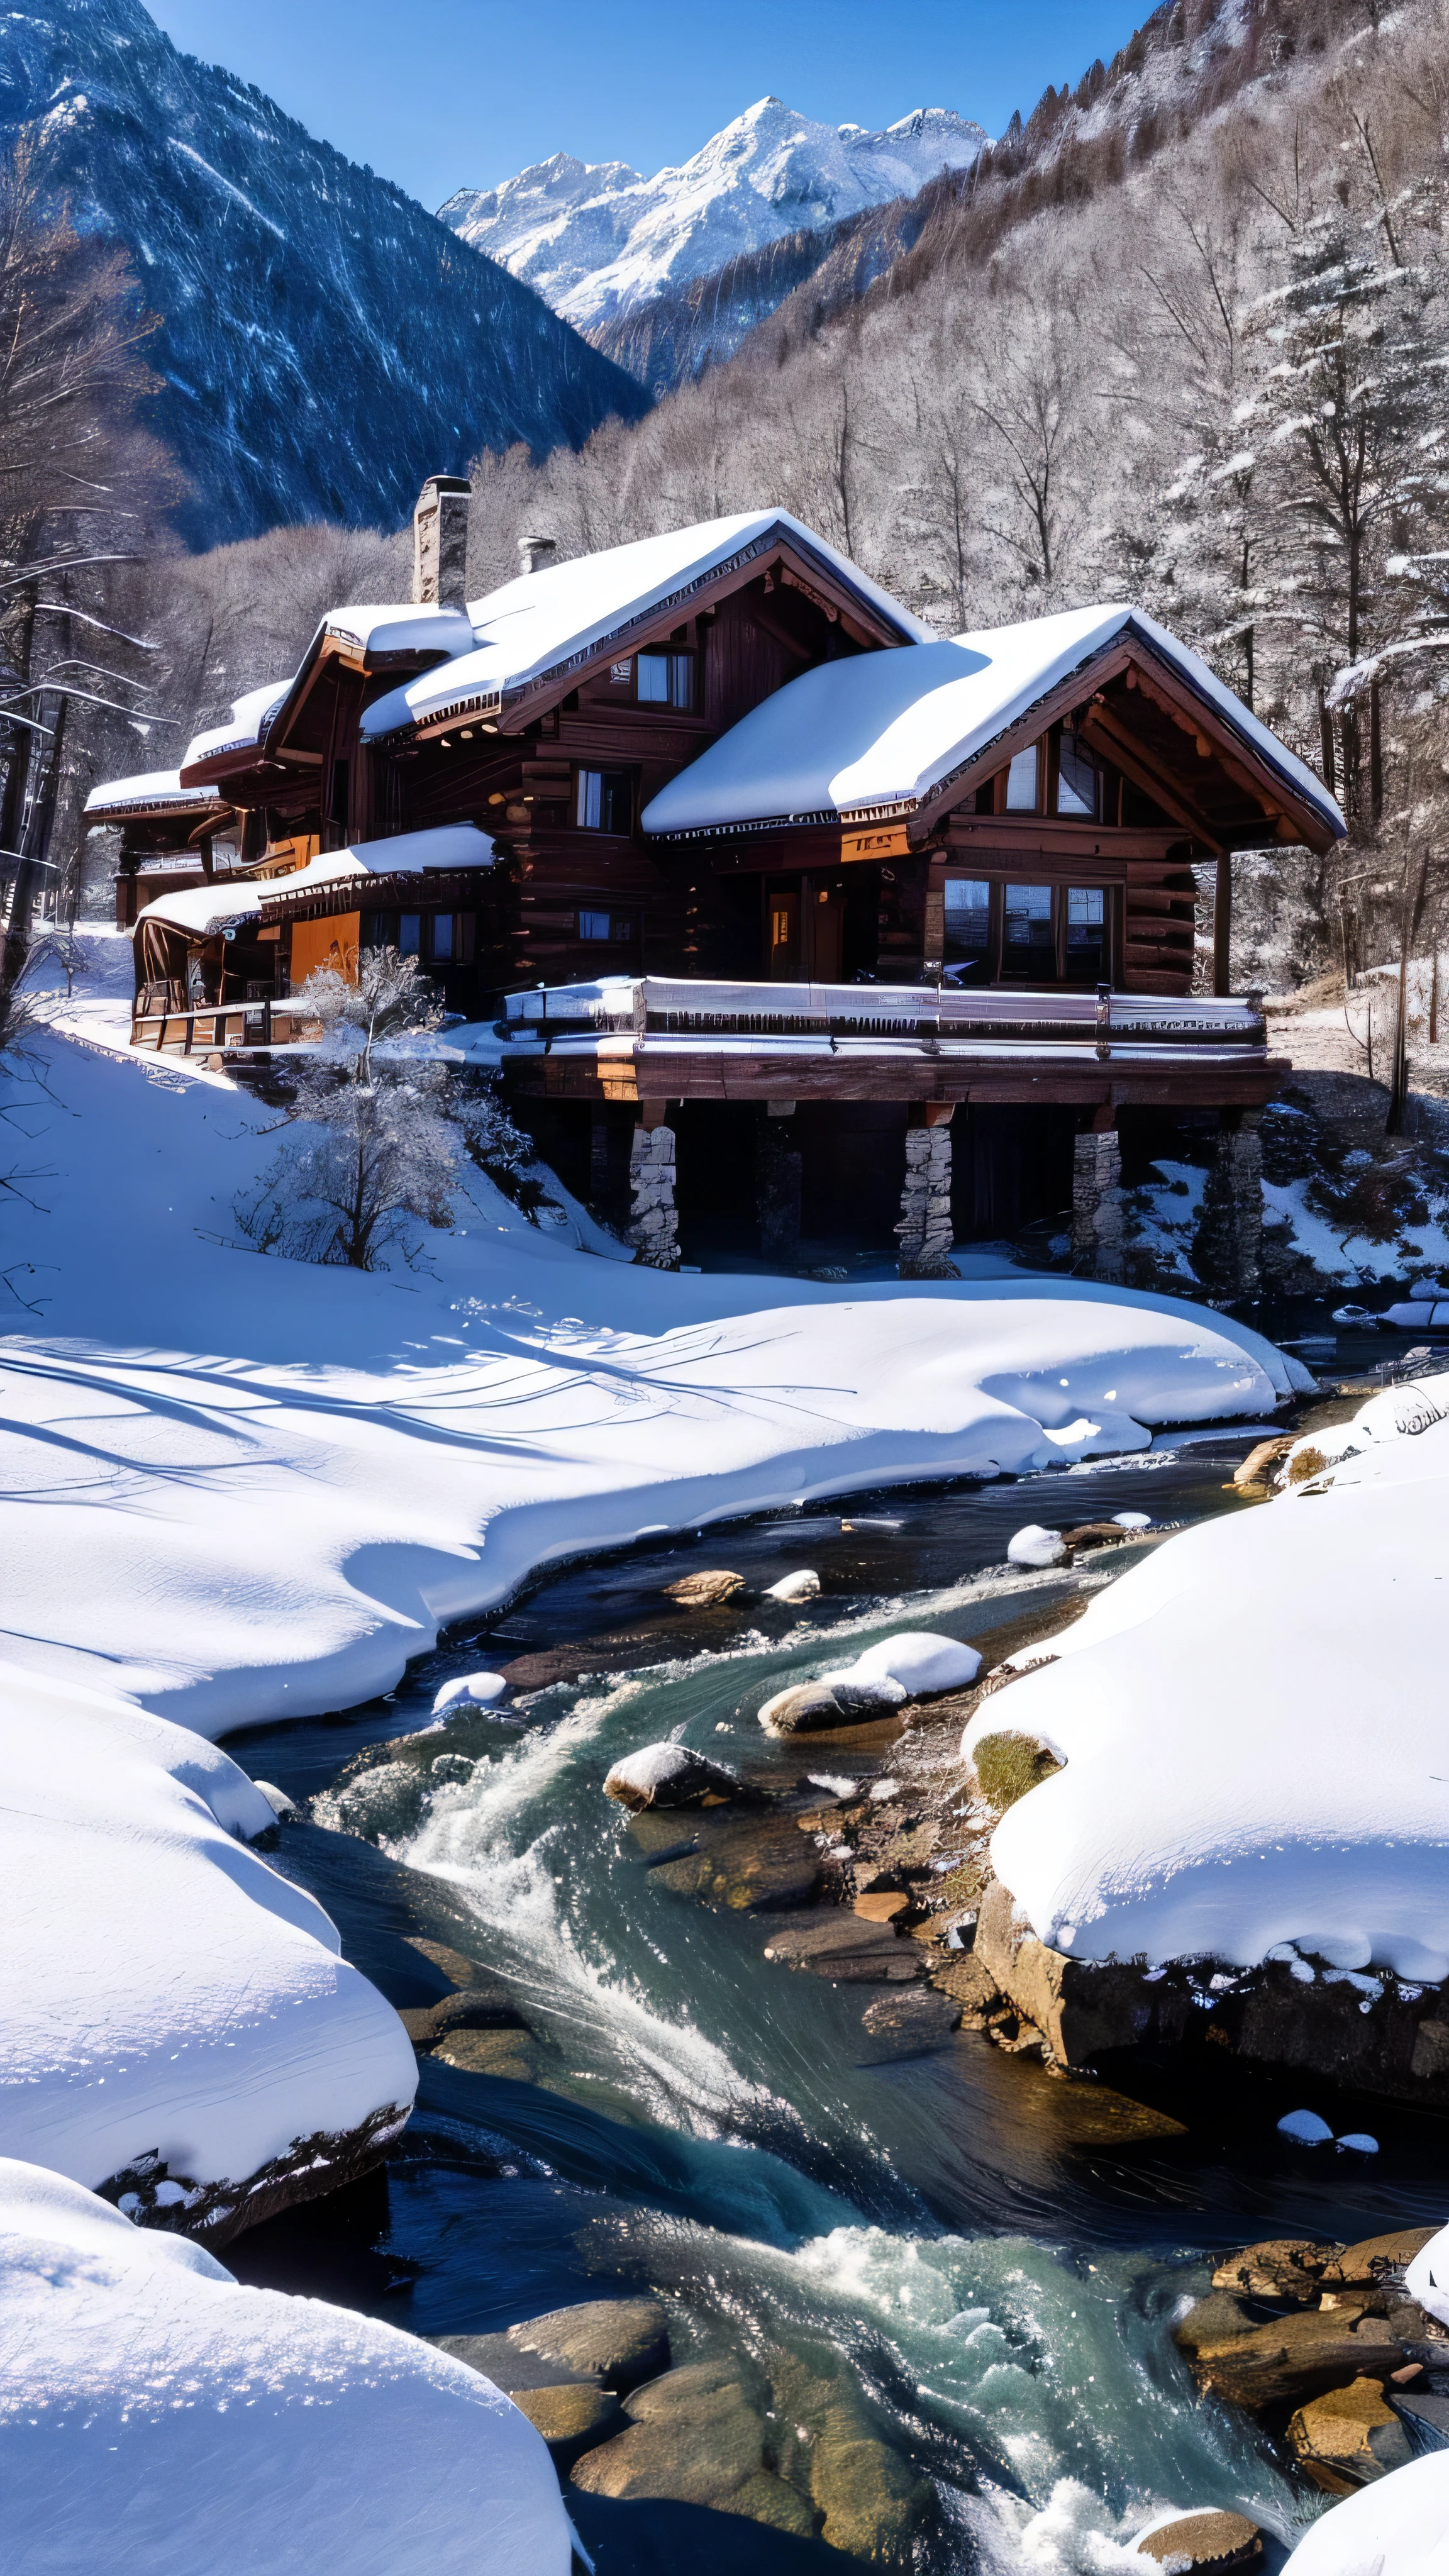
[440,97,987,326]
[602,1743,743,1809]
[1405,2223,1449,2327]
[0,2158,570,2576]
[963,1387,1449,1982]
[849,1633,982,1696]
[433,1671,511,1716]
[1008,1524,1069,1568]
[1284,2451,1449,2571]
[0,1663,416,2232]
[764,1567,821,1602]
[1277,2109,1334,2145]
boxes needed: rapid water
[228,1431,1447,2574]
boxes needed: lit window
[637,651,694,710]
[943,877,991,987]
[399,913,421,956]
[1065,887,1108,984]
[1057,733,1099,818]
[575,767,632,832]
[1006,746,1039,811]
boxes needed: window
[1065,886,1108,984]
[430,912,453,962]
[943,877,991,987]
[1005,746,1039,811]
[575,767,633,833]
[578,910,634,942]
[1057,731,1100,819]
[399,913,421,956]
[636,650,694,711]
[329,757,349,830]
[1002,882,1055,981]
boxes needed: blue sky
[146,1,1152,208]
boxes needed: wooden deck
[499,976,1282,1111]
[130,1001,314,1055]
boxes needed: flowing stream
[226,1400,1446,2576]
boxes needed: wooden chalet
[93,480,1344,1282]
[84,770,238,929]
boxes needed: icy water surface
[227,1428,1446,2575]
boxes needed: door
[811,886,845,984]
[766,882,801,979]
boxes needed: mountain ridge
[1,0,649,546]
[440,96,988,330]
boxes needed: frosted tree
[235,951,457,1270]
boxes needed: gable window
[1057,731,1101,819]
[578,908,635,943]
[636,650,694,711]
[1005,746,1039,811]
[1001,882,1055,980]
[575,767,633,833]
[943,877,991,987]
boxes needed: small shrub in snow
[453,1071,551,1219]
[1287,1445,1328,1485]
[972,1729,1062,1813]
[235,952,457,1271]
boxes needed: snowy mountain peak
[440,94,988,328]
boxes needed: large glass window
[399,913,421,956]
[636,650,694,711]
[1002,882,1055,981]
[1005,746,1039,811]
[1065,886,1108,983]
[430,912,453,962]
[1057,731,1101,818]
[943,877,992,986]
[576,767,633,833]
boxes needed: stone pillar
[1072,1114,1124,1282]
[412,474,471,607]
[625,1111,679,1269]
[756,1102,802,1269]
[1197,1109,1263,1299]
[896,1106,958,1279]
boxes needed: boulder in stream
[1287,2375,1414,2492]
[859,1986,962,2058]
[602,1743,748,1811]
[1006,1524,1068,1568]
[757,1677,902,1733]
[764,1568,821,1602]
[1133,2507,1262,2569]
[662,1569,747,1608]
[508,2298,670,2392]
[431,1670,510,1716]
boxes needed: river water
[225,1406,1446,2576]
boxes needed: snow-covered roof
[183,677,293,770]
[360,511,930,742]
[84,769,224,818]
[134,824,495,940]
[316,602,475,660]
[641,603,1345,839]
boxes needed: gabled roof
[132,824,496,942]
[360,511,930,745]
[84,770,225,821]
[183,679,294,773]
[641,603,1345,849]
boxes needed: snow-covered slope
[965,1375,1449,1979]
[3,933,1297,1743]
[1,0,648,543]
[0,2159,569,2576]
[440,97,987,327]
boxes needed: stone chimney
[518,532,557,577]
[412,474,471,608]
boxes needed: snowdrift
[0,1663,416,2216]
[3,1003,1301,1740]
[967,1379,1449,1976]
[1284,2453,1449,2573]
[0,2158,569,2576]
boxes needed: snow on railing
[502,975,1267,1052]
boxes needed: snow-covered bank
[2,1016,1302,1739]
[0,1663,415,2216]
[965,1378,1449,1979]
[1284,2454,1449,2573]
[0,2158,568,2575]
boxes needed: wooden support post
[756,1106,802,1270]
[1197,1109,1263,1299]
[1213,853,1232,999]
